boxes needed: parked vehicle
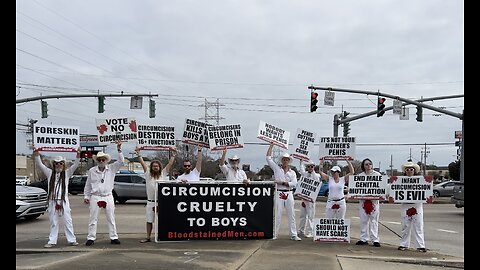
[317,181,329,197]
[451,182,464,208]
[69,175,87,195]
[433,180,460,198]
[28,178,48,192]
[113,172,146,204]
[16,175,30,186]
[16,185,48,220]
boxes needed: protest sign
[257,121,290,149]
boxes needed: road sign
[324,91,334,106]
[130,96,143,109]
[392,100,402,114]
[399,107,409,120]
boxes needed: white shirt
[220,164,247,182]
[145,168,168,201]
[84,152,124,198]
[328,176,345,200]
[177,168,201,182]
[266,156,297,190]
[35,155,80,200]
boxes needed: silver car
[16,185,48,220]
[113,173,147,204]
[433,180,460,198]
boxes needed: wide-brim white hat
[52,156,66,163]
[228,155,240,162]
[93,152,111,163]
[401,161,420,174]
[280,153,292,163]
[304,160,315,166]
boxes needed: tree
[448,160,460,181]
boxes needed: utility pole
[421,143,430,176]
[27,119,38,181]
[389,155,393,176]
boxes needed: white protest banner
[348,174,388,200]
[313,218,350,243]
[33,124,80,152]
[207,124,244,150]
[319,136,356,160]
[388,175,434,203]
[95,117,138,144]
[137,124,175,150]
[291,128,316,161]
[294,176,322,203]
[257,121,290,149]
[182,118,212,148]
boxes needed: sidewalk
[16,233,463,270]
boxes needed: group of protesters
[33,142,426,252]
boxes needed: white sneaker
[68,241,79,246]
[304,233,313,238]
[44,243,56,248]
[291,236,302,241]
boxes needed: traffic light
[343,122,350,137]
[149,99,156,118]
[41,100,48,118]
[416,106,423,122]
[377,97,386,117]
[98,96,105,113]
[310,91,318,112]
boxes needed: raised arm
[164,148,177,172]
[266,142,274,157]
[135,146,148,173]
[33,147,51,176]
[344,159,354,185]
[219,149,227,166]
[67,147,82,176]
[195,147,203,173]
[299,160,306,174]
[318,159,329,180]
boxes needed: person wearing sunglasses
[397,160,427,252]
[297,160,320,238]
[318,158,354,219]
[219,149,249,184]
[135,147,176,243]
[177,147,203,182]
[33,146,81,248]
[355,158,382,247]
[83,141,124,246]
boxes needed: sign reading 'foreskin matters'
[33,124,80,152]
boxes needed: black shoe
[398,246,407,251]
[110,239,121,244]
[373,242,381,247]
[417,248,427,252]
[355,240,368,245]
[85,240,94,246]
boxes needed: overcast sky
[16,0,464,173]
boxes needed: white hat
[280,153,292,163]
[93,152,111,163]
[304,160,315,166]
[52,156,65,163]
[330,166,342,172]
[228,155,240,161]
[401,161,420,174]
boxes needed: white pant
[274,191,298,238]
[47,199,76,244]
[298,200,315,235]
[87,194,118,240]
[325,199,346,219]
[399,203,425,248]
[358,199,380,242]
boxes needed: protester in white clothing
[397,160,427,252]
[318,159,354,219]
[219,149,249,184]
[355,158,382,247]
[83,141,124,246]
[177,147,203,182]
[266,142,301,241]
[33,147,81,248]
[136,147,176,243]
[297,160,319,238]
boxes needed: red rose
[332,204,340,210]
[97,201,107,208]
[363,200,375,215]
[301,201,306,208]
[406,207,417,217]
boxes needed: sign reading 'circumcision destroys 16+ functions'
[33,123,80,152]
[319,136,356,160]
[96,117,138,143]
[257,121,290,149]
[207,124,244,150]
[182,118,212,148]
[137,124,175,150]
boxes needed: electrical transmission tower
[199,99,225,159]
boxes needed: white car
[16,176,30,186]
